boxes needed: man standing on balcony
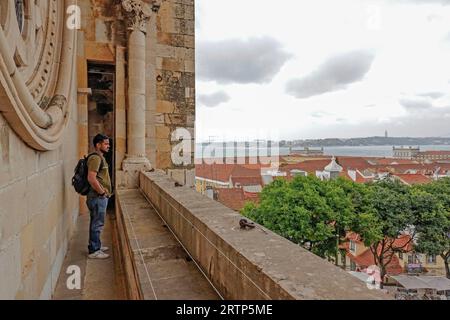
[87,134,113,259]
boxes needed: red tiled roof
[197,157,275,166]
[374,158,418,165]
[231,176,263,186]
[230,165,261,177]
[196,163,264,182]
[349,249,403,275]
[216,188,259,211]
[417,151,450,156]
[374,163,441,174]
[355,170,372,183]
[195,163,235,182]
[280,160,331,174]
[343,234,412,275]
[391,234,414,252]
[336,157,371,170]
[393,174,432,185]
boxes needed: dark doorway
[88,63,115,209]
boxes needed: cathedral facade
[0,0,195,299]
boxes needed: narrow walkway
[53,191,220,300]
[53,211,126,300]
[119,189,220,300]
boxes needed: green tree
[356,180,415,286]
[413,179,450,278]
[242,175,356,261]
[418,177,450,210]
[242,175,450,282]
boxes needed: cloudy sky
[195,0,450,142]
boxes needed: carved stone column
[121,0,159,187]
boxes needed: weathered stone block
[0,179,27,246]
[156,126,171,139]
[156,152,173,169]
[164,113,186,126]
[0,238,21,299]
[155,139,172,153]
[20,221,35,280]
[184,35,195,49]
[156,100,176,113]
[156,44,176,58]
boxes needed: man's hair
[93,134,109,147]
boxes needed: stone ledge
[138,171,389,300]
[114,196,143,300]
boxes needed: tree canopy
[242,175,450,279]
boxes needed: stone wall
[80,0,196,188]
[0,100,79,299]
[149,0,196,185]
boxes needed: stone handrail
[137,171,388,300]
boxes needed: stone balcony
[113,171,387,300]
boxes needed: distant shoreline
[195,144,450,159]
[198,137,450,148]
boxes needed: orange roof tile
[231,176,263,186]
[393,174,432,185]
[349,249,403,275]
[280,160,331,175]
[196,163,264,182]
[374,158,418,165]
[417,151,450,156]
[216,188,259,211]
[195,163,235,182]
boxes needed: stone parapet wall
[138,171,387,300]
[113,193,145,300]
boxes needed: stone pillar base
[121,156,152,189]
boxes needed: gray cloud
[417,92,445,99]
[197,37,292,84]
[306,106,450,138]
[427,14,443,22]
[286,50,376,99]
[198,91,231,108]
[399,97,433,111]
[310,112,325,119]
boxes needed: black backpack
[72,153,99,195]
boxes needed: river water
[196,144,450,159]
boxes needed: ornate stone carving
[46,94,67,114]
[0,0,77,151]
[122,0,152,33]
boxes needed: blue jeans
[86,197,109,254]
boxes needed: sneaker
[101,246,109,252]
[88,250,110,259]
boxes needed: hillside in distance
[282,137,450,147]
